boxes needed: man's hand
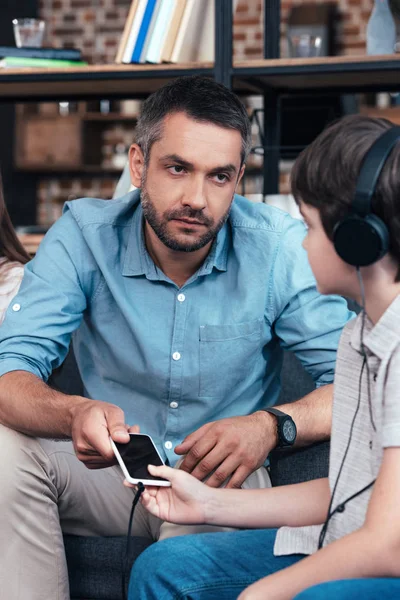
[174,412,278,488]
[70,399,138,469]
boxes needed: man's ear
[129,144,145,188]
[235,164,246,191]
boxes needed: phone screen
[114,435,169,482]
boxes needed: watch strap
[263,407,288,420]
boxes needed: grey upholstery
[48,349,330,599]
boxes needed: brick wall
[39,0,376,63]
[35,0,377,225]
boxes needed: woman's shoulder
[0,258,24,294]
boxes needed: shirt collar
[350,294,400,360]
[122,192,230,278]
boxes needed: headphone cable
[122,482,145,600]
[318,267,376,549]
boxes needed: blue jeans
[129,528,304,599]
[129,527,400,600]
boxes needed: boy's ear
[129,144,145,188]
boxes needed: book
[170,0,240,63]
[139,0,164,63]
[160,0,186,63]
[143,0,176,64]
[131,0,158,63]
[170,0,203,63]
[122,0,148,64]
[0,46,82,61]
[0,57,88,68]
[115,0,139,63]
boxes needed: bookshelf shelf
[1,55,400,103]
[233,55,400,95]
[0,63,213,102]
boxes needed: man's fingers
[127,424,140,434]
[174,423,212,455]
[224,465,250,489]
[189,444,232,483]
[178,437,216,474]
[201,454,242,488]
[107,407,129,443]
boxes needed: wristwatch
[262,407,297,448]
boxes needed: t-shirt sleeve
[382,344,400,447]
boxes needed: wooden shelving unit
[1,0,400,239]
[1,55,400,102]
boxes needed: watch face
[282,419,296,443]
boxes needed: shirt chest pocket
[199,319,262,398]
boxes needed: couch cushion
[65,535,152,600]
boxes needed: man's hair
[291,114,400,280]
[135,75,252,166]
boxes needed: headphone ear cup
[333,214,389,267]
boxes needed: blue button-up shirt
[0,190,352,464]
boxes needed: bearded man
[0,76,352,599]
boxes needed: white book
[122,0,148,64]
[171,0,240,63]
[170,0,200,63]
[144,0,177,64]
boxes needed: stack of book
[116,0,238,65]
[0,46,87,69]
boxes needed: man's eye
[168,166,185,174]
[213,173,229,183]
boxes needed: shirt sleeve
[269,215,354,387]
[0,210,100,381]
[382,344,400,448]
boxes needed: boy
[126,115,400,600]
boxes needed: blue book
[131,0,158,63]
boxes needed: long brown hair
[0,173,30,265]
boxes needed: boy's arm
[205,477,330,529]
[238,447,400,600]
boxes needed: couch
[48,348,329,600]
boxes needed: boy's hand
[124,464,214,525]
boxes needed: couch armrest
[269,440,330,487]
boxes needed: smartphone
[110,433,171,487]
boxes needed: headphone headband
[352,126,400,217]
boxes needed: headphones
[333,126,400,267]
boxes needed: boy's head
[291,114,400,296]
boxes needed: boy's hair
[135,75,252,167]
[291,114,400,280]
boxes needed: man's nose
[182,178,207,211]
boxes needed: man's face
[132,112,244,252]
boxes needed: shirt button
[12,303,21,312]
[172,352,181,361]
[165,441,173,450]
[170,401,179,409]
[177,293,186,302]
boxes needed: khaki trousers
[0,424,271,600]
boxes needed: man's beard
[140,181,232,253]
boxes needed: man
[0,76,352,599]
